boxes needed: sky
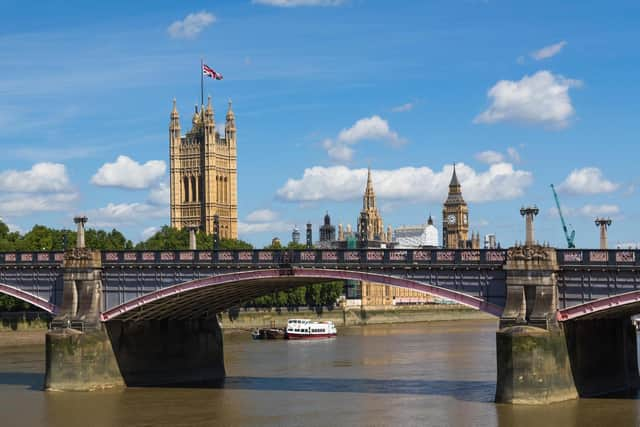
[1,0,639,248]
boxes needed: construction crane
[550,184,576,248]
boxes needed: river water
[0,320,639,427]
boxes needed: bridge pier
[105,317,225,387]
[45,326,124,391]
[495,242,578,404]
[564,317,640,396]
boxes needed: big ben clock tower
[442,165,469,248]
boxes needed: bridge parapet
[99,248,509,267]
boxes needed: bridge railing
[556,249,640,267]
[98,249,509,266]
[1,249,639,268]
[0,252,64,264]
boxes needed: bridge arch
[558,290,640,322]
[101,268,503,322]
[0,282,57,314]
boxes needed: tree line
[0,221,344,311]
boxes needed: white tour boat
[285,319,337,340]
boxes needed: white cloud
[0,163,71,193]
[240,209,291,236]
[507,147,521,163]
[337,115,404,146]
[88,202,168,227]
[531,41,567,61]
[391,102,414,113]
[551,204,619,218]
[322,115,404,163]
[168,11,216,40]
[246,209,279,222]
[558,167,619,195]
[475,150,504,164]
[0,193,78,216]
[238,221,292,234]
[141,226,160,241]
[148,182,170,205]
[474,71,581,129]
[91,156,166,190]
[252,0,344,6]
[323,139,354,162]
[277,163,532,203]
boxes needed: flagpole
[200,57,204,110]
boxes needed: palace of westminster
[168,95,488,307]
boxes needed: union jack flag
[203,64,223,80]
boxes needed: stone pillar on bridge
[495,208,577,404]
[74,215,87,249]
[520,206,539,246]
[595,218,612,250]
[45,217,124,391]
[188,225,198,250]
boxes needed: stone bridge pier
[44,218,225,391]
[495,207,639,404]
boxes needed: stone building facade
[358,168,392,243]
[355,168,430,307]
[441,166,480,249]
[169,97,238,238]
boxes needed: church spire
[363,166,376,210]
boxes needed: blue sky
[1,0,639,248]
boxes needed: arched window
[191,176,197,202]
[224,177,228,203]
[183,176,189,203]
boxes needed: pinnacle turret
[363,166,375,210]
[226,99,235,122]
[170,99,180,131]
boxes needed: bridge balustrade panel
[0,252,64,308]
[556,250,640,309]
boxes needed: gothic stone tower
[170,97,238,238]
[442,165,469,248]
[358,167,387,242]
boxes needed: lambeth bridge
[3,247,640,323]
[2,217,640,404]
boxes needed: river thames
[1,319,639,427]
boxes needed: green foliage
[0,220,134,311]
[248,281,345,309]
[0,294,31,311]
[134,226,253,251]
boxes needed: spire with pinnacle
[170,98,180,130]
[225,98,236,141]
[363,166,376,210]
[449,163,461,191]
[445,163,465,204]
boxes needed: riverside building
[169,97,238,238]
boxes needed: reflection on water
[0,320,639,427]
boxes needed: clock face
[447,214,456,225]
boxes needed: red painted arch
[100,268,504,321]
[0,282,57,314]
[558,290,640,322]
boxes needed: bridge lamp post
[595,218,612,250]
[519,206,539,246]
[213,215,220,251]
[305,222,312,249]
[359,213,369,249]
